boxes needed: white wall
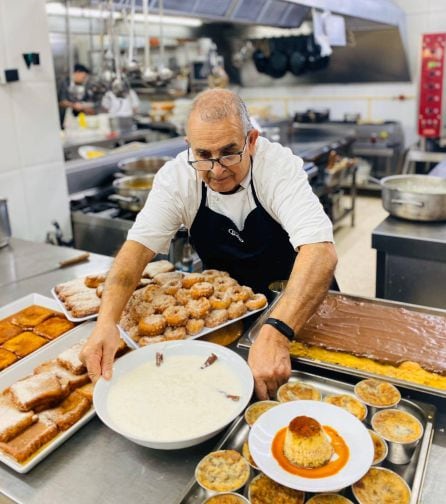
[0,0,71,242]
[239,0,446,147]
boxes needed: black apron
[189,174,297,297]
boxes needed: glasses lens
[219,154,241,167]
[193,160,213,171]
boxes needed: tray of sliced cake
[0,293,78,374]
[0,321,128,473]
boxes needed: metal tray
[238,290,446,398]
[175,369,436,504]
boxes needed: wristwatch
[264,317,295,340]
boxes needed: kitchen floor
[333,194,388,298]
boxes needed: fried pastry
[77,382,94,401]
[69,298,101,318]
[84,273,107,289]
[2,332,48,357]
[40,391,91,430]
[34,360,90,390]
[34,317,75,340]
[142,259,174,278]
[54,278,86,300]
[57,342,87,375]
[11,305,55,329]
[0,319,22,344]
[0,417,59,462]
[9,372,70,412]
[0,349,18,371]
[0,392,37,442]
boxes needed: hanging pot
[265,39,288,79]
[288,36,307,76]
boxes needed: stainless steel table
[0,240,445,503]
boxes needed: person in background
[58,63,96,129]
[81,89,337,400]
[101,79,140,118]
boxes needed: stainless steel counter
[0,239,445,503]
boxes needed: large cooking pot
[372,175,446,222]
[109,174,155,212]
[117,156,172,176]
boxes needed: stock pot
[117,156,172,176]
[371,175,446,222]
[109,175,155,212]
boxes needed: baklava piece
[9,372,70,412]
[2,332,48,357]
[34,360,90,390]
[57,342,87,375]
[34,317,75,340]
[40,391,91,430]
[0,392,37,442]
[10,305,55,329]
[0,417,59,462]
[0,319,22,344]
[0,348,18,371]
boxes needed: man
[58,63,96,129]
[80,89,337,399]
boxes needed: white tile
[1,0,55,84]
[0,87,21,172]
[10,81,64,166]
[21,161,72,242]
[0,169,30,239]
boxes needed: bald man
[80,89,337,399]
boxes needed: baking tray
[238,291,446,398]
[0,293,80,375]
[0,321,97,473]
[175,369,436,504]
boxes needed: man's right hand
[80,323,121,383]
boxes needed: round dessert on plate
[195,450,250,493]
[305,494,353,503]
[354,379,401,408]
[244,400,279,426]
[249,401,374,493]
[248,473,305,504]
[323,394,367,421]
[242,440,258,470]
[367,429,388,465]
[277,380,322,402]
[351,467,411,504]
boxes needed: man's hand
[248,325,291,400]
[80,323,121,383]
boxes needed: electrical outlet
[0,69,20,84]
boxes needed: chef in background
[101,79,140,118]
[58,64,96,129]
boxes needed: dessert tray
[0,322,96,473]
[238,291,446,398]
[175,369,435,504]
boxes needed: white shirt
[127,136,334,254]
[101,90,140,118]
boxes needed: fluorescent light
[45,3,202,27]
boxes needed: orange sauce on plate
[271,426,349,478]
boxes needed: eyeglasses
[187,135,249,172]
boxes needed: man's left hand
[248,325,292,400]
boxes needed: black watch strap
[264,317,295,340]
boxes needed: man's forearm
[270,242,337,335]
[97,240,155,325]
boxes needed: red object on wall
[418,33,446,138]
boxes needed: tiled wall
[0,0,71,242]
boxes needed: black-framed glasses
[187,134,249,172]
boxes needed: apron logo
[228,228,244,243]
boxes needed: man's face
[73,71,88,85]
[186,113,258,193]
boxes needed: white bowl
[93,340,254,450]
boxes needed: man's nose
[210,161,227,176]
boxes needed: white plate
[0,322,97,473]
[0,293,80,374]
[248,400,374,493]
[94,340,254,450]
[124,305,266,347]
[51,287,99,323]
